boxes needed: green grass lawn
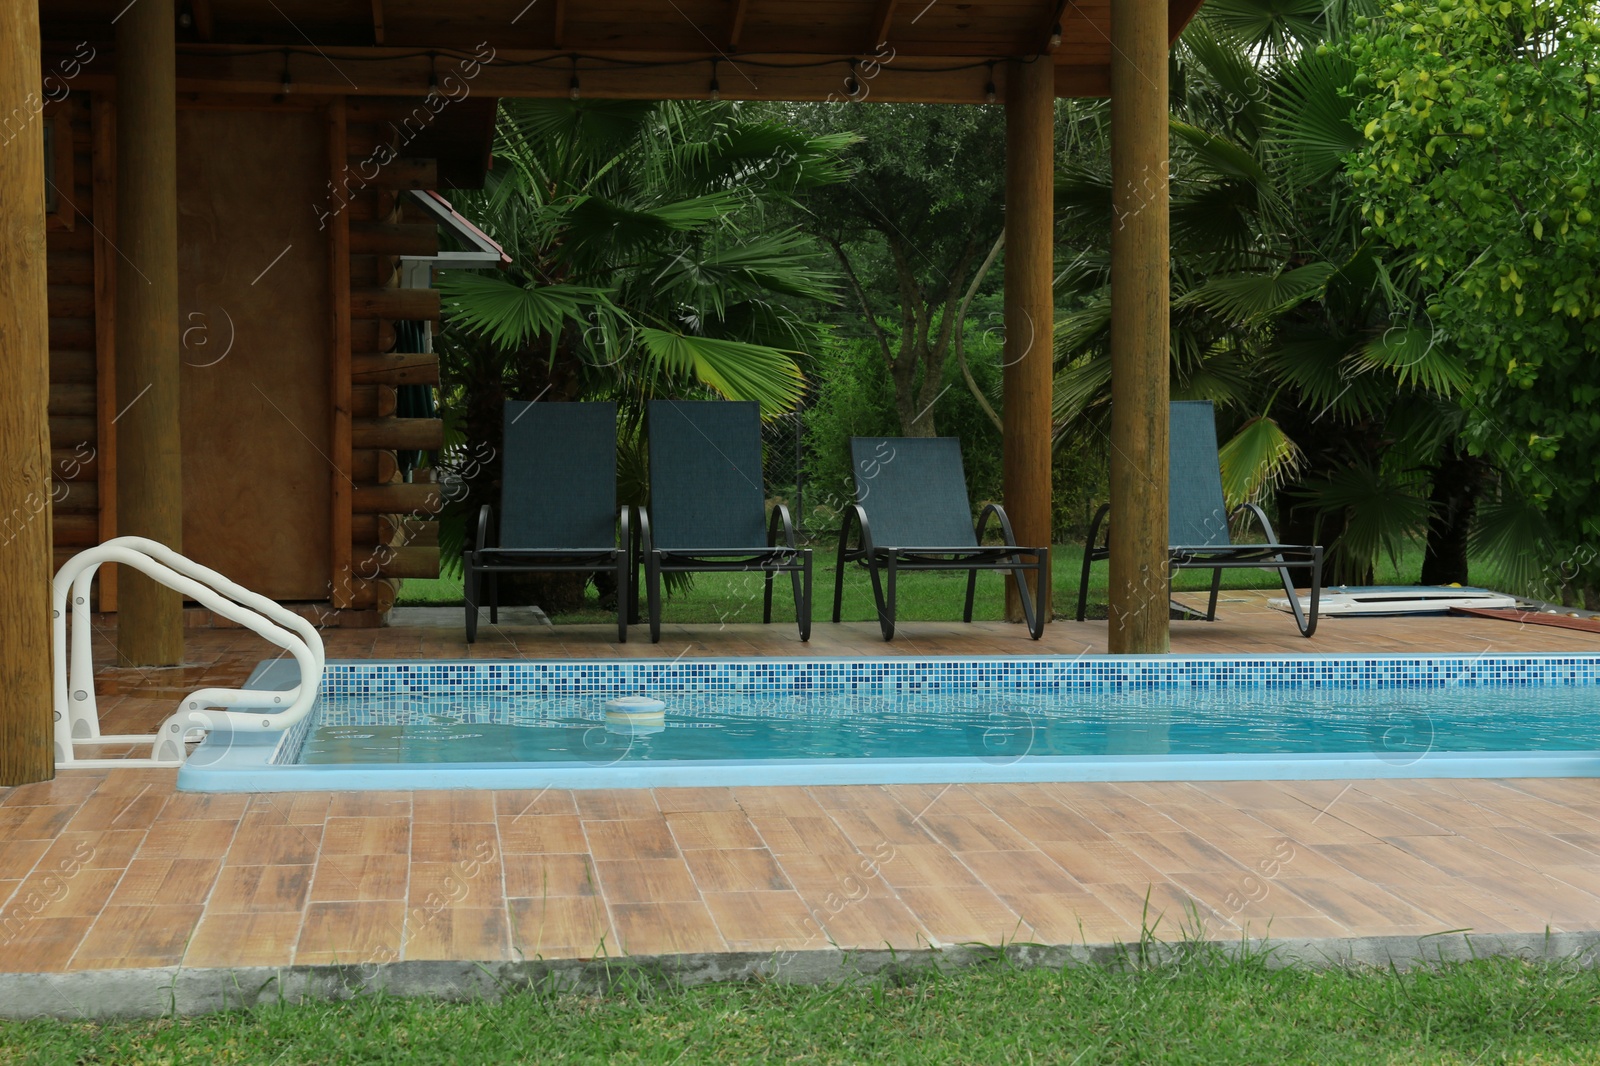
[6,954,1600,1064]
[400,542,1496,625]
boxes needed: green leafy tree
[1053,7,1485,585]
[430,100,851,601]
[1343,0,1600,602]
[787,103,1008,437]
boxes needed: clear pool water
[300,685,1599,767]
[174,655,1600,791]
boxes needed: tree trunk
[1420,443,1483,586]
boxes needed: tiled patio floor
[3,592,1600,975]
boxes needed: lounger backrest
[648,400,769,550]
[1169,400,1232,547]
[499,400,618,550]
[849,437,978,549]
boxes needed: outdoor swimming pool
[175,654,1600,791]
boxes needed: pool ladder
[52,537,326,768]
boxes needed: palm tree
[431,99,853,604]
[1051,3,1487,585]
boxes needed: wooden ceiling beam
[553,0,566,49]
[870,0,899,49]
[39,44,1122,103]
[370,0,385,45]
[189,0,213,41]
[728,0,750,50]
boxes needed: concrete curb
[6,931,1600,1020]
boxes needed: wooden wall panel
[176,107,332,599]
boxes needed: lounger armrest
[618,505,631,554]
[838,503,876,554]
[637,506,654,555]
[474,504,493,554]
[975,502,1022,548]
[768,503,799,550]
[1230,502,1285,547]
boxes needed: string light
[428,52,438,92]
[280,50,292,94]
[984,61,997,104]
[568,56,581,100]
[709,58,721,101]
[844,59,861,99]
[1048,22,1063,50]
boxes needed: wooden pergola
[1,0,1188,784]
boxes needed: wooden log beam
[351,480,445,514]
[349,221,437,257]
[1107,0,1171,654]
[370,0,386,44]
[1001,56,1055,626]
[870,0,899,48]
[190,0,214,41]
[351,350,439,386]
[48,382,96,417]
[367,157,436,190]
[57,46,1078,105]
[351,448,399,484]
[351,513,439,546]
[353,544,440,579]
[0,0,56,785]
[54,514,98,548]
[49,349,96,384]
[352,384,398,419]
[728,0,750,49]
[352,416,444,451]
[350,286,440,321]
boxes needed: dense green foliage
[1343,0,1600,601]
[9,955,1600,1063]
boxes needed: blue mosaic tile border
[317,654,1600,698]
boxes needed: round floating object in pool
[604,695,666,725]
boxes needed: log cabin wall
[339,97,446,623]
[45,95,115,609]
[43,90,453,625]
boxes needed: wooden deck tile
[681,849,793,894]
[183,911,305,967]
[296,902,406,965]
[593,858,703,904]
[321,817,410,857]
[508,896,614,959]
[497,815,587,854]
[610,901,726,956]
[308,854,409,902]
[583,819,680,862]
[209,864,314,912]
[106,858,221,908]
[703,891,821,949]
[0,916,95,972]
[405,907,511,962]
[72,904,205,969]
[893,886,1027,945]
[502,853,600,899]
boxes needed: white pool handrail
[52,537,325,767]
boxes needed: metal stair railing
[52,537,326,768]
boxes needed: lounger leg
[763,566,775,625]
[489,572,499,625]
[1078,505,1109,622]
[880,556,898,642]
[464,558,479,644]
[647,553,663,644]
[832,520,850,624]
[1273,554,1311,637]
[1207,567,1223,621]
[963,567,978,624]
[795,553,812,642]
[1302,548,1323,638]
[615,554,628,644]
[1012,553,1041,641]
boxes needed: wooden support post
[1107,0,1172,653]
[115,0,184,666]
[0,0,56,784]
[1002,57,1055,624]
[329,99,354,609]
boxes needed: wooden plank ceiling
[40,0,1204,102]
